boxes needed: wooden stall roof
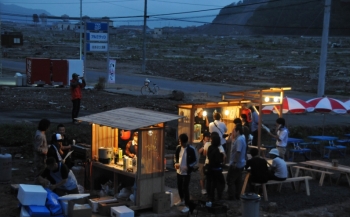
[76,107,183,130]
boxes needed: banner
[108,59,116,83]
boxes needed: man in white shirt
[266,118,288,159]
[209,112,228,151]
[174,134,197,213]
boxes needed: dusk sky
[2,0,240,28]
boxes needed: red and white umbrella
[262,97,313,114]
[344,99,350,113]
[306,96,350,114]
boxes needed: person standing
[57,124,73,168]
[194,108,209,139]
[227,124,247,200]
[196,132,210,195]
[206,133,225,206]
[33,118,50,178]
[209,112,228,151]
[47,133,64,164]
[125,132,138,158]
[174,134,197,213]
[265,118,288,159]
[70,73,86,124]
[250,106,259,146]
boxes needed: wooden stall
[76,107,183,210]
[178,87,291,153]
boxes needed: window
[14,38,21,44]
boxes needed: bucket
[0,153,12,183]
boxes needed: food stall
[177,87,291,154]
[76,107,183,210]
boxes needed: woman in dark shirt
[206,133,225,204]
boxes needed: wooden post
[258,90,263,156]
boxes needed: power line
[1,0,139,5]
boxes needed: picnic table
[307,136,343,158]
[300,160,350,187]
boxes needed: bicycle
[141,78,159,95]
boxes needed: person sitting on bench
[267,148,287,181]
[245,148,268,192]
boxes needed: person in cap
[267,148,287,181]
[38,157,79,196]
[57,123,73,168]
[70,73,86,124]
[47,133,65,164]
[194,108,209,139]
[196,131,210,195]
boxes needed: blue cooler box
[26,205,50,217]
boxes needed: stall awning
[76,107,182,130]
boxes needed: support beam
[317,0,332,97]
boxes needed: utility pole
[317,0,332,97]
[79,0,82,60]
[142,0,147,73]
[0,19,2,77]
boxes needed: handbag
[213,122,228,139]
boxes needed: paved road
[2,59,319,99]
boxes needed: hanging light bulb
[148,130,153,136]
[203,111,207,117]
[274,97,279,102]
[225,110,229,116]
[264,97,270,102]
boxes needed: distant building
[154,28,162,35]
[1,32,23,47]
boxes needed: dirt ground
[1,23,350,217]
[0,87,350,217]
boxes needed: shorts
[198,163,206,180]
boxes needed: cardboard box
[89,196,117,213]
[152,192,170,214]
[98,201,128,216]
[68,197,92,217]
[26,205,50,217]
[20,206,30,217]
[111,205,134,217]
[17,184,47,206]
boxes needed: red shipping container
[51,59,68,85]
[26,58,51,85]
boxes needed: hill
[0,3,51,23]
[198,0,350,36]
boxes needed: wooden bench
[252,176,312,201]
[293,165,333,186]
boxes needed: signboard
[87,33,108,41]
[86,22,108,31]
[108,59,116,83]
[86,43,108,52]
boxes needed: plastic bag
[45,188,63,216]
